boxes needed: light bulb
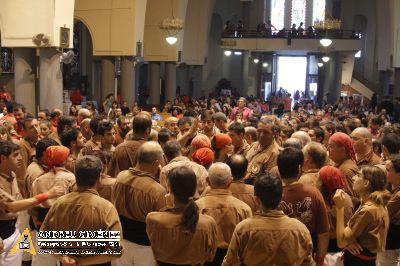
[166,36,178,45]
[317,62,323,67]
[253,58,259,64]
[234,51,242,55]
[262,62,268,68]
[224,50,232,56]
[322,56,330,63]
[320,38,333,47]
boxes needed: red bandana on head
[330,132,356,161]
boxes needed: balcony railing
[221,29,362,40]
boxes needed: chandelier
[160,18,184,45]
[313,19,342,30]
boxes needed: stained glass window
[291,0,306,27]
[313,0,325,25]
[271,0,285,30]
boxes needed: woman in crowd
[334,166,390,266]
[146,167,217,265]
[211,133,232,162]
[319,166,354,265]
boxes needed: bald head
[137,141,164,165]
[132,114,152,135]
[226,154,248,180]
[351,127,373,154]
[77,108,91,123]
[302,142,328,169]
[208,162,233,188]
[291,131,312,147]
[283,138,303,150]
[351,127,372,141]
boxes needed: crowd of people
[0,91,399,266]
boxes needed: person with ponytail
[146,167,217,266]
[333,166,390,266]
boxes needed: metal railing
[221,29,362,40]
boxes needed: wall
[341,0,380,83]
[75,0,146,56]
[0,0,74,48]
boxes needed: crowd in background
[0,89,399,266]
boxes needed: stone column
[325,52,342,104]
[394,68,400,99]
[379,70,390,97]
[101,57,115,101]
[39,48,63,112]
[165,62,176,102]
[121,58,136,107]
[149,62,160,105]
[14,48,36,115]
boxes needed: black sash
[386,222,400,250]
[0,219,17,239]
[119,215,150,246]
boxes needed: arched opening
[0,29,15,97]
[63,19,95,107]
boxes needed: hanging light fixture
[166,36,178,45]
[322,56,330,63]
[262,62,268,68]
[253,58,259,64]
[224,50,232,56]
[317,62,324,67]
[160,0,184,45]
[320,38,332,47]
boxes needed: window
[271,0,285,30]
[313,0,325,25]
[291,0,306,27]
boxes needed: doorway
[276,56,307,97]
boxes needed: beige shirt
[222,210,313,266]
[18,138,36,170]
[337,159,359,197]
[113,168,166,222]
[228,181,258,213]
[96,174,116,202]
[31,167,76,208]
[245,141,280,180]
[146,210,218,265]
[356,150,382,169]
[196,188,252,249]
[298,169,320,188]
[109,138,146,177]
[160,156,208,198]
[41,188,123,258]
[233,140,250,157]
[0,173,21,220]
[79,138,100,157]
[24,161,45,196]
[348,201,389,253]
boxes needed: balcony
[221,30,363,54]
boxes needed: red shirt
[281,183,330,236]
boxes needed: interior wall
[341,0,379,83]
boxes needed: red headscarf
[191,135,211,150]
[43,146,70,168]
[214,133,232,150]
[192,147,214,167]
[319,165,345,204]
[330,132,356,161]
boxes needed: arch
[73,16,94,52]
[353,14,368,32]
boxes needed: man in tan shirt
[160,140,207,198]
[328,132,359,197]
[196,162,252,265]
[16,117,40,193]
[0,140,63,266]
[113,141,166,266]
[60,128,84,173]
[228,122,250,157]
[245,119,280,183]
[226,154,258,213]
[298,142,328,187]
[223,173,313,266]
[25,138,59,197]
[350,127,382,168]
[41,156,123,266]
[109,114,151,177]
